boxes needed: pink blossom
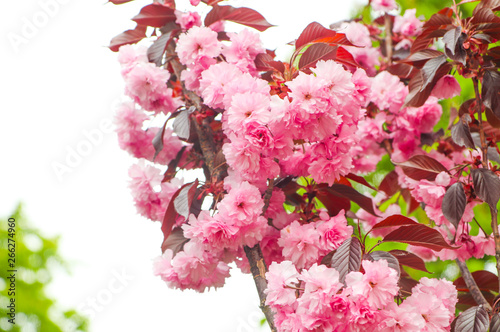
[343,21,372,47]
[349,46,381,76]
[128,162,182,221]
[199,62,243,109]
[114,102,183,165]
[346,259,399,308]
[226,91,272,129]
[316,210,353,252]
[124,63,181,113]
[118,45,148,76]
[176,26,222,66]
[154,242,230,292]
[265,261,300,306]
[394,9,423,37]
[351,68,372,107]
[279,221,321,269]
[175,11,202,30]
[221,73,270,109]
[223,29,264,73]
[298,264,343,316]
[310,60,355,100]
[412,179,446,206]
[189,0,200,5]
[242,121,275,150]
[371,0,398,12]
[391,129,420,162]
[431,75,461,99]
[183,211,239,250]
[402,97,442,133]
[378,302,426,332]
[371,71,407,111]
[286,72,329,115]
[217,181,264,224]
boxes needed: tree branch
[456,259,493,312]
[473,77,489,168]
[384,13,393,64]
[244,245,277,332]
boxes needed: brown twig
[244,245,277,332]
[472,77,489,168]
[490,207,500,292]
[384,13,393,64]
[456,259,493,312]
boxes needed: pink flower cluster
[119,45,182,114]
[114,102,184,165]
[266,259,457,332]
[278,211,352,269]
[128,162,183,221]
[153,241,230,292]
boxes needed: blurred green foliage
[0,205,88,332]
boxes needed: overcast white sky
[0,0,363,331]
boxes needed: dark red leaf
[401,188,421,215]
[148,26,180,66]
[421,55,448,91]
[204,5,274,32]
[295,22,338,50]
[482,70,500,118]
[315,189,351,217]
[404,62,452,108]
[454,270,499,293]
[442,182,467,229]
[298,43,339,72]
[335,47,359,68]
[372,215,419,230]
[490,313,500,332]
[161,182,195,250]
[443,26,467,64]
[325,184,378,216]
[379,171,400,197]
[254,53,285,73]
[132,3,176,28]
[173,108,191,140]
[316,33,354,47]
[161,227,189,256]
[109,25,147,52]
[474,0,500,13]
[454,305,489,332]
[320,250,335,267]
[398,49,445,68]
[389,249,429,272]
[364,251,400,277]
[331,237,362,284]
[423,11,454,28]
[162,146,187,183]
[383,224,458,251]
[486,107,500,128]
[472,168,500,211]
[173,179,199,219]
[152,121,167,161]
[396,155,449,181]
[108,0,134,4]
[345,173,376,191]
[399,276,419,296]
[386,63,419,79]
[451,114,476,149]
[411,29,448,53]
[457,291,496,310]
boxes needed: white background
[0,0,362,331]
